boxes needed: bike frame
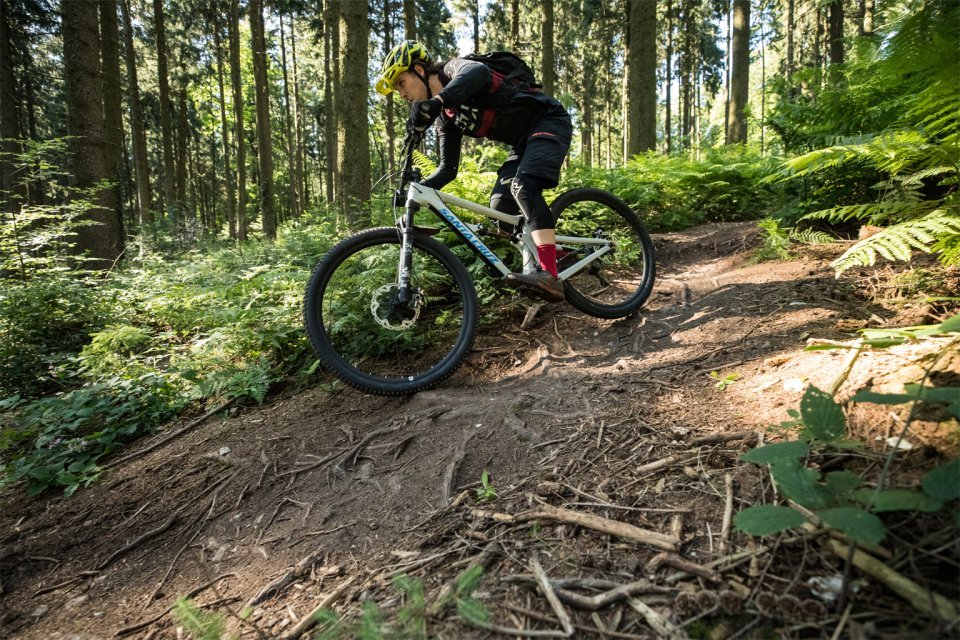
[396,181,614,298]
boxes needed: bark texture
[726,0,750,144]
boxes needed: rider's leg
[510,174,558,278]
[489,160,521,235]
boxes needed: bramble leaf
[771,458,828,509]
[824,470,862,498]
[734,505,807,536]
[818,507,887,545]
[923,459,960,502]
[741,441,810,464]
[800,385,846,443]
[852,489,943,512]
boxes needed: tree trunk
[828,0,844,66]
[665,0,672,154]
[214,16,236,237]
[724,0,731,142]
[337,0,370,229]
[326,0,340,204]
[402,0,415,39]
[542,0,555,97]
[471,0,479,51]
[100,0,123,228]
[726,0,749,144]
[383,0,395,178]
[120,0,152,225]
[509,0,519,50]
[249,0,276,238]
[290,15,306,210]
[229,0,247,240]
[786,0,794,83]
[153,0,177,219]
[63,0,124,267]
[175,83,188,224]
[626,0,656,156]
[862,0,874,36]
[279,13,299,219]
[0,0,21,220]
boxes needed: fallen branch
[280,575,358,640]
[245,549,326,609]
[829,540,960,623]
[627,598,688,640]
[442,433,476,504]
[500,603,653,639]
[506,575,671,611]
[719,473,734,555]
[690,431,757,447]
[473,504,678,551]
[460,617,570,638]
[645,553,719,583]
[530,555,574,636]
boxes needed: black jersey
[423,57,567,190]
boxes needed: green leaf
[771,459,828,509]
[824,470,862,498]
[741,441,810,464]
[818,507,887,545]
[800,385,846,443]
[456,565,485,596]
[457,597,489,625]
[734,505,807,536]
[923,459,960,502]
[851,390,917,405]
[939,314,960,333]
[852,489,943,512]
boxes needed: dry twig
[530,555,574,636]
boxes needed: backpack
[462,51,542,93]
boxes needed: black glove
[409,98,443,132]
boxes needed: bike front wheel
[304,227,478,395]
[551,188,656,318]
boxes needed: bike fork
[396,202,417,304]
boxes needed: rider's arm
[421,120,462,189]
[437,58,490,109]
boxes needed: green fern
[171,598,226,640]
[831,210,960,275]
[411,150,437,176]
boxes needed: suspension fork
[396,197,418,304]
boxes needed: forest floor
[1,222,958,640]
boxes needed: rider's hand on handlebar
[409,98,442,132]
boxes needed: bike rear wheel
[551,188,656,318]
[304,227,478,395]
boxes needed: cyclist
[375,40,572,303]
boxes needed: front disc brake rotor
[370,284,421,331]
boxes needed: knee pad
[510,175,554,232]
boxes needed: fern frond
[791,228,836,245]
[832,210,960,276]
[800,201,920,224]
[411,150,437,176]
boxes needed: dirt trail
[1,222,957,639]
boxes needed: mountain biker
[376,40,572,303]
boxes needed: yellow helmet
[376,40,432,96]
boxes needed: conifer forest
[0,0,958,638]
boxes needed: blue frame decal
[437,207,502,266]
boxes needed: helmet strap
[412,65,432,99]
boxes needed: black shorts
[498,103,572,189]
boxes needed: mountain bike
[303,131,656,395]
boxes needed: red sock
[537,244,558,278]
